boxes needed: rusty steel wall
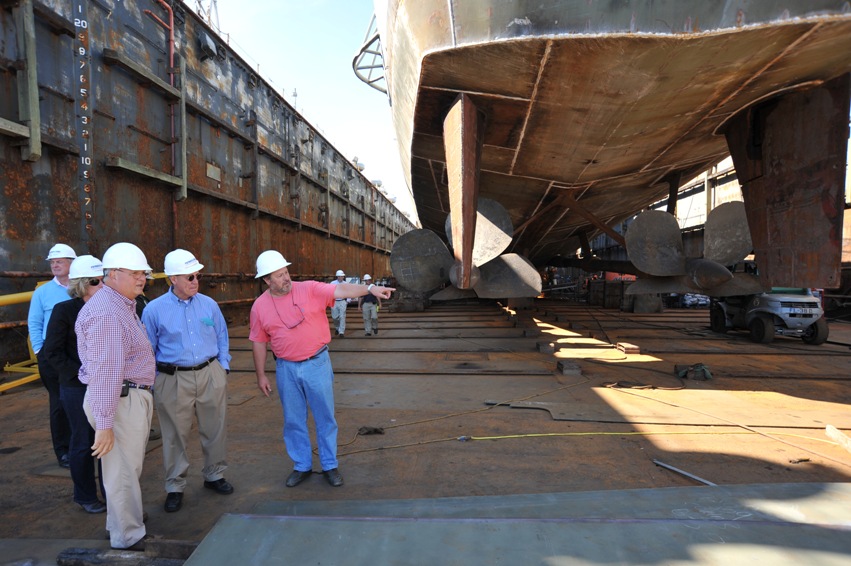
[0,0,414,362]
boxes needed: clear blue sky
[211,0,416,220]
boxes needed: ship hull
[378,0,851,286]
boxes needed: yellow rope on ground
[338,429,840,457]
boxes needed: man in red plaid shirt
[77,242,155,552]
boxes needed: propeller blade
[685,258,733,290]
[705,273,766,297]
[445,197,513,267]
[703,201,753,266]
[625,210,685,276]
[473,254,542,298]
[430,286,478,301]
[390,229,454,292]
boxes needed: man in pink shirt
[249,251,394,488]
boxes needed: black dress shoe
[80,500,106,514]
[58,454,70,469]
[285,470,312,487]
[203,478,234,494]
[119,535,150,552]
[164,492,183,513]
[323,468,344,487]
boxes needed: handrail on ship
[0,272,262,392]
[1,274,161,393]
[0,282,43,393]
[352,14,387,94]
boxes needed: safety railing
[0,286,39,393]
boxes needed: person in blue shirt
[141,249,233,513]
[28,243,77,468]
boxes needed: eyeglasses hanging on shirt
[270,291,305,329]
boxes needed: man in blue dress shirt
[142,249,233,513]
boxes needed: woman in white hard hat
[43,255,107,514]
[28,242,77,469]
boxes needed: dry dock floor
[2,300,850,564]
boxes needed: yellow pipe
[0,290,35,307]
[0,373,40,393]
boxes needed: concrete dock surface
[1,301,850,564]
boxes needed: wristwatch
[367,283,375,292]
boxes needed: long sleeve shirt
[42,297,85,387]
[141,288,231,371]
[75,285,156,430]
[27,278,71,353]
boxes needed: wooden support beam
[102,48,180,100]
[106,156,182,187]
[561,194,626,247]
[0,116,30,138]
[15,0,41,161]
[664,172,681,216]
[443,94,484,289]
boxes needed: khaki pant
[331,300,347,334]
[362,302,378,334]
[155,360,228,493]
[84,387,153,549]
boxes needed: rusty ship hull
[0,0,415,358]
[374,0,851,291]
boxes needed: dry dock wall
[0,0,414,361]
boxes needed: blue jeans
[60,384,104,504]
[275,350,338,471]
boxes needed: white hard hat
[46,243,77,261]
[336,270,345,277]
[363,274,372,281]
[69,255,104,279]
[255,250,291,278]
[101,242,152,272]
[164,249,204,276]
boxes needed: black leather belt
[157,356,217,375]
[299,346,327,362]
[121,380,153,397]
